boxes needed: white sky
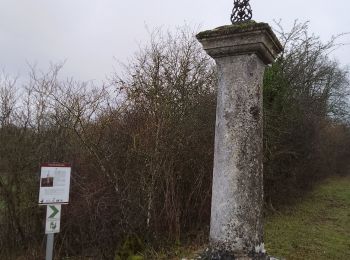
[0,0,349,83]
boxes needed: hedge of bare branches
[0,23,349,259]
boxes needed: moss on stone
[196,21,271,40]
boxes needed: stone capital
[196,22,283,65]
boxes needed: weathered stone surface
[199,247,272,260]
[196,22,283,258]
[209,52,265,255]
[196,22,282,65]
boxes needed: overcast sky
[1,0,349,83]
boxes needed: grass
[176,176,350,260]
[264,176,350,259]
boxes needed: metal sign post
[46,233,54,260]
[38,163,71,260]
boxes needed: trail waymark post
[38,163,71,260]
[46,205,61,234]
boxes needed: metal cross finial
[231,0,253,24]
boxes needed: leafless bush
[0,23,349,259]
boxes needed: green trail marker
[49,205,59,218]
[45,204,61,234]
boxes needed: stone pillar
[196,22,283,259]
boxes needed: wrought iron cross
[231,0,253,24]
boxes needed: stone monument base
[198,248,280,260]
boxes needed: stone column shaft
[210,53,265,254]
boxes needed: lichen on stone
[198,247,273,260]
[196,21,271,40]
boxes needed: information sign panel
[38,163,71,205]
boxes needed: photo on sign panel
[41,175,54,187]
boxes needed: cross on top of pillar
[231,0,253,24]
